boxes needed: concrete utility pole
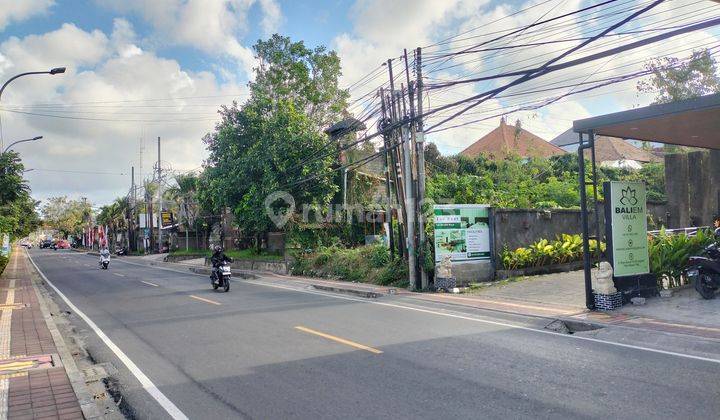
[378,88,395,259]
[130,166,135,252]
[386,59,406,258]
[157,136,162,253]
[401,121,417,291]
[415,47,429,290]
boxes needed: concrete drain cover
[82,364,112,383]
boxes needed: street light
[0,67,66,100]
[0,67,65,150]
[3,136,43,153]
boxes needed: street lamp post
[0,67,66,149]
[3,136,43,154]
[0,67,66,101]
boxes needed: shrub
[648,228,713,289]
[291,244,408,287]
[501,234,605,270]
[0,255,7,275]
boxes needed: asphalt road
[28,249,720,420]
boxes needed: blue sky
[0,0,718,205]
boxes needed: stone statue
[436,255,453,279]
[593,261,617,294]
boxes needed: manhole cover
[82,365,110,382]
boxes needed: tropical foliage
[290,244,408,287]
[501,234,605,270]
[0,151,40,240]
[425,151,666,209]
[201,35,347,247]
[648,229,714,289]
[41,196,92,238]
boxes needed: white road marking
[112,257,720,365]
[141,281,159,287]
[112,273,125,278]
[27,253,189,420]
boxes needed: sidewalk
[1,248,96,419]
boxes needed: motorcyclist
[99,247,110,267]
[210,245,232,282]
[714,215,720,238]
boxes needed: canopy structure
[572,93,720,309]
[574,92,720,150]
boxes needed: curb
[26,252,102,419]
[311,284,383,298]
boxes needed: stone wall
[665,150,720,228]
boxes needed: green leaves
[501,234,603,270]
[638,48,720,105]
[648,229,713,289]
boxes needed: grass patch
[290,244,408,287]
[169,248,284,261]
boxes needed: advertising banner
[161,211,174,227]
[433,204,491,262]
[608,181,649,277]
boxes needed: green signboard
[433,204,491,262]
[1,233,9,257]
[608,181,649,277]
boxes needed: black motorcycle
[686,242,720,299]
[210,262,231,292]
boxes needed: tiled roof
[460,119,565,159]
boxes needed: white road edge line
[141,281,159,287]
[27,253,189,420]
[115,257,720,365]
[112,273,125,277]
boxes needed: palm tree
[167,173,199,250]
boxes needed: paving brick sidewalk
[0,249,85,419]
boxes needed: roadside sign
[1,233,9,257]
[161,211,174,227]
[433,204,491,262]
[606,181,649,277]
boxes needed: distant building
[460,118,564,160]
[585,135,661,169]
[549,128,580,153]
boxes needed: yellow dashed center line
[140,281,159,287]
[189,295,221,306]
[294,326,383,354]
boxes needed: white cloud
[0,21,247,205]
[95,0,283,79]
[0,0,55,31]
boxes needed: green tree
[638,48,720,104]
[0,151,29,204]
[251,34,349,129]
[203,35,347,248]
[42,197,92,238]
[0,151,39,239]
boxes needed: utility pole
[379,89,395,259]
[157,136,162,253]
[130,166,135,252]
[400,105,417,292]
[415,47,429,290]
[386,59,406,258]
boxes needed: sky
[0,0,718,207]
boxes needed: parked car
[40,239,54,249]
[55,240,71,249]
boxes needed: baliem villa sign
[607,181,649,277]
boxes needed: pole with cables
[157,136,162,253]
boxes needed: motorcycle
[116,247,127,256]
[686,242,720,299]
[99,251,110,270]
[211,262,231,292]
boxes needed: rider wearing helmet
[210,245,232,280]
